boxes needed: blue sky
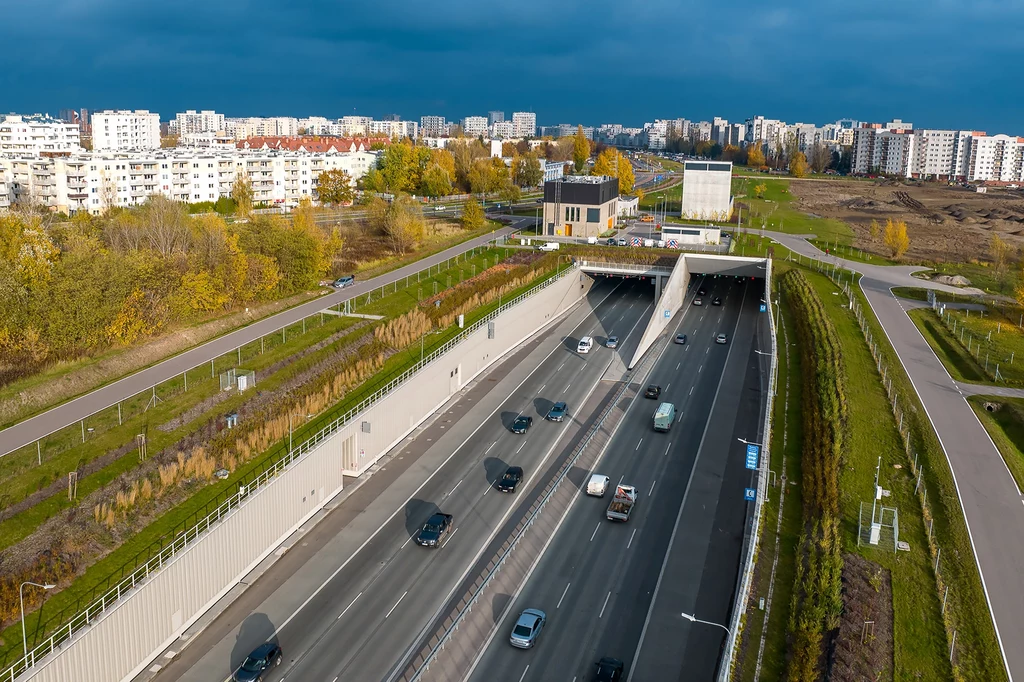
[2,0,1022,133]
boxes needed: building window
[587,208,600,223]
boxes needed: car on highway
[644,384,662,399]
[512,415,533,433]
[587,474,611,496]
[546,401,568,421]
[594,657,625,681]
[697,288,706,295]
[434,205,446,211]
[509,608,547,649]
[577,336,594,354]
[675,333,687,344]
[616,238,628,246]
[496,466,524,493]
[332,275,356,288]
[693,298,703,306]
[606,238,616,246]
[606,335,619,349]
[416,512,454,547]
[233,643,282,682]
[716,333,728,344]
[712,297,722,306]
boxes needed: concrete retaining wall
[629,255,690,368]
[22,270,590,682]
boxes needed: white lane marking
[402,535,413,548]
[557,582,571,609]
[706,347,709,354]
[563,383,571,393]
[664,442,672,456]
[558,362,565,371]
[385,591,408,619]
[590,522,601,542]
[337,593,362,620]
[649,480,657,495]
[599,591,612,618]
[485,441,496,454]
[676,362,680,370]
[618,474,624,486]
[539,384,546,392]
[685,346,689,352]
[442,527,458,548]
[519,666,530,682]
[627,529,637,549]
[446,479,462,498]
[665,383,671,392]
[699,364,703,373]
[635,438,643,451]
[689,386,694,396]
[516,439,528,453]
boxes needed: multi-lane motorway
[153,269,768,682]
[466,277,768,682]
[155,277,655,682]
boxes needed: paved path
[955,382,1024,399]
[0,225,517,458]
[764,230,1021,679]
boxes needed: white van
[538,242,560,252]
[587,474,611,497]
[577,336,594,354]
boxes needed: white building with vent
[680,161,733,221]
[91,110,161,150]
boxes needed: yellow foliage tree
[105,289,158,344]
[869,219,881,243]
[789,151,810,178]
[747,143,766,168]
[592,149,636,194]
[179,270,229,312]
[754,183,768,199]
[882,219,910,260]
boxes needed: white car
[693,298,703,306]
[716,333,728,344]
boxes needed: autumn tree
[747,143,766,168]
[789,152,810,178]
[365,195,426,254]
[990,234,1014,278]
[461,197,486,230]
[316,169,355,206]
[592,149,636,194]
[420,164,453,197]
[809,143,831,174]
[869,219,881,243]
[883,218,910,260]
[572,125,590,172]
[232,176,254,217]
[754,183,768,199]
[513,152,544,188]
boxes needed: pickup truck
[606,485,637,522]
[416,512,454,547]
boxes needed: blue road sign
[744,488,756,501]
[664,310,671,318]
[760,304,767,313]
[745,443,760,470]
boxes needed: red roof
[236,136,390,153]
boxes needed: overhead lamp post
[680,611,731,636]
[20,581,55,659]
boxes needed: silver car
[716,333,728,344]
[606,336,619,349]
[510,608,547,649]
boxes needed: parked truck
[653,402,676,432]
[606,485,638,521]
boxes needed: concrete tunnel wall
[628,254,767,369]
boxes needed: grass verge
[967,396,1024,492]
[907,309,989,384]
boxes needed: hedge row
[780,269,848,680]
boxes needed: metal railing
[1,264,578,682]
[720,259,778,681]
[405,336,662,681]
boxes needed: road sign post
[745,443,760,470]
[744,488,756,501]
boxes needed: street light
[753,349,772,357]
[20,581,55,658]
[680,612,731,636]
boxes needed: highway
[0,224,517,458]
[466,276,769,682]
[152,276,657,682]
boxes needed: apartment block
[420,116,447,138]
[174,110,225,135]
[491,120,514,139]
[488,111,504,125]
[369,119,418,139]
[462,116,489,137]
[511,112,537,138]
[91,110,162,151]
[0,114,82,154]
[966,135,1024,183]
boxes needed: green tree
[232,176,254,217]
[316,169,355,205]
[990,234,1013,277]
[378,142,414,192]
[178,270,229,313]
[365,195,426,254]
[747,143,766,168]
[883,218,910,260]
[513,152,544,188]
[420,164,453,197]
[468,159,496,195]
[360,167,384,192]
[789,151,810,178]
[461,197,486,230]
[573,125,590,172]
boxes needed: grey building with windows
[542,175,618,238]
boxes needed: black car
[546,401,568,421]
[644,385,662,399]
[697,288,706,295]
[712,297,722,306]
[674,333,687,344]
[233,643,282,682]
[606,238,617,246]
[512,415,533,434]
[416,512,454,547]
[496,466,524,493]
[594,657,625,682]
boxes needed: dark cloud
[2,0,1022,132]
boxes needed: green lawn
[891,287,979,304]
[913,304,1024,384]
[735,178,853,244]
[968,396,1024,492]
[908,309,990,384]
[2,254,564,666]
[914,261,1014,296]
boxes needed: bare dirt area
[791,179,1024,263]
[828,552,894,682]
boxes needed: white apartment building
[0,148,379,214]
[488,111,504,125]
[0,159,10,209]
[511,112,537,138]
[645,120,669,150]
[224,117,300,140]
[745,116,786,151]
[174,110,225,135]
[462,116,489,137]
[910,129,958,178]
[0,114,82,154]
[851,127,915,176]
[339,116,373,136]
[369,119,418,139]
[91,110,161,151]
[420,116,446,138]
[179,132,235,148]
[966,134,1024,183]
[711,117,729,145]
[491,120,514,138]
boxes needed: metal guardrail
[719,259,778,681]
[405,335,663,681]
[2,264,578,682]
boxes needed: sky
[2,0,1023,133]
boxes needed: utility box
[869,522,881,545]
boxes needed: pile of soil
[828,552,894,681]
